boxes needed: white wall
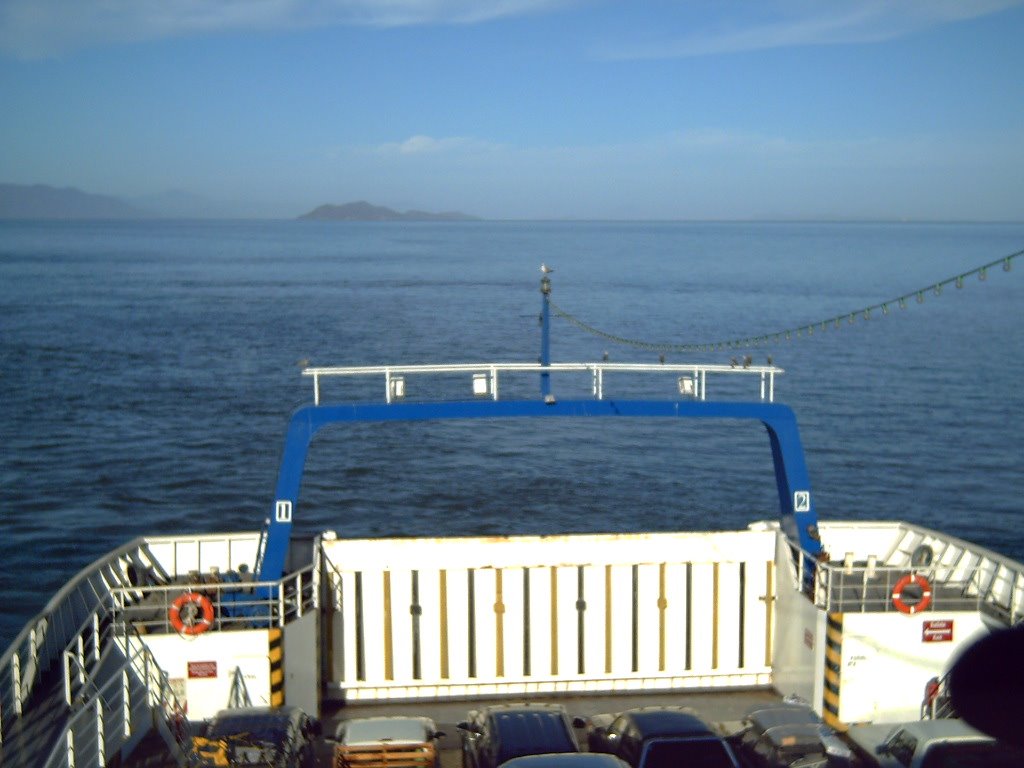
[143,629,271,721]
[838,612,993,723]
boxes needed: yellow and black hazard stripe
[823,613,844,730]
[269,627,284,706]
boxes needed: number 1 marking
[275,500,292,523]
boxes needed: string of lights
[549,248,1020,353]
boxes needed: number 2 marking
[794,491,811,512]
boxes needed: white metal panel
[416,568,443,683]
[338,570,359,683]
[501,568,526,679]
[525,566,552,679]
[388,570,414,685]
[688,563,716,671]
[607,564,634,675]
[580,564,606,677]
[716,563,742,671]
[662,563,689,673]
[359,571,386,685]
[472,569,498,682]
[635,564,661,676]
[742,561,772,671]
[443,568,471,683]
[553,566,578,678]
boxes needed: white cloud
[0,0,576,57]
[602,0,1024,60]
[369,135,500,155]
[318,127,1024,220]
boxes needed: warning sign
[922,620,953,643]
[188,661,218,678]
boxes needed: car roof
[884,719,993,743]
[620,709,716,739]
[480,703,569,716]
[206,706,304,739]
[500,754,629,768]
[746,706,821,733]
[209,706,302,727]
[486,708,577,763]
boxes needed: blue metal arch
[256,398,822,582]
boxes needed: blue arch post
[255,398,823,584]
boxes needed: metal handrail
[43,626,191,768]
[110,565,317,634]
[781,528,1024,620]
[303,360,782,405]
[0,537,155,744]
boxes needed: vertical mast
[540,266,552,400]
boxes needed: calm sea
[2,220,1023,649]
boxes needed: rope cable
[549,247,1020,353]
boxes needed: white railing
[781,524,1024,623]
[321,530,778,701]
[44,628,191,768]
[303,361,781,405]
[0,539,168,747]
[110,564,318,634]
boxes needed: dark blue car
[577,707,738,768]
[457,703,579,768]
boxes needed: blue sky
[1,0,1023,219]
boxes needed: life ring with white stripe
[892,573,932,614]
[169,591,215,635]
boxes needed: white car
[333,716,444,768]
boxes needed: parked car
[457,703,579,768]
[193,705,320,768]
[844,718,1024,768]
[731,702,853,768]
[499,754,631,768]
[576,707,739,768]
[332,716,444,768]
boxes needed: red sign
[187,661,218,678]
[922,620,953,643]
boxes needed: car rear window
[494,712,576,763]
[643,739,734,768]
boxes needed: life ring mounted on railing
[169,591,215,635]
[892,572,932,614]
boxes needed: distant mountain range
[0,184,479,221]
[0,183,147,219]
[297,201,478,221]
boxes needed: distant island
[0,183,146,219]
[297,201,478,222]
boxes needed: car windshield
[644,740,734,768]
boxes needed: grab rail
[304,360,782,405]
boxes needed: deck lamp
[390,376,406,400]
[472,373,490,396]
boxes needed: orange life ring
[892,573,932,614]
[169,591,214,635]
